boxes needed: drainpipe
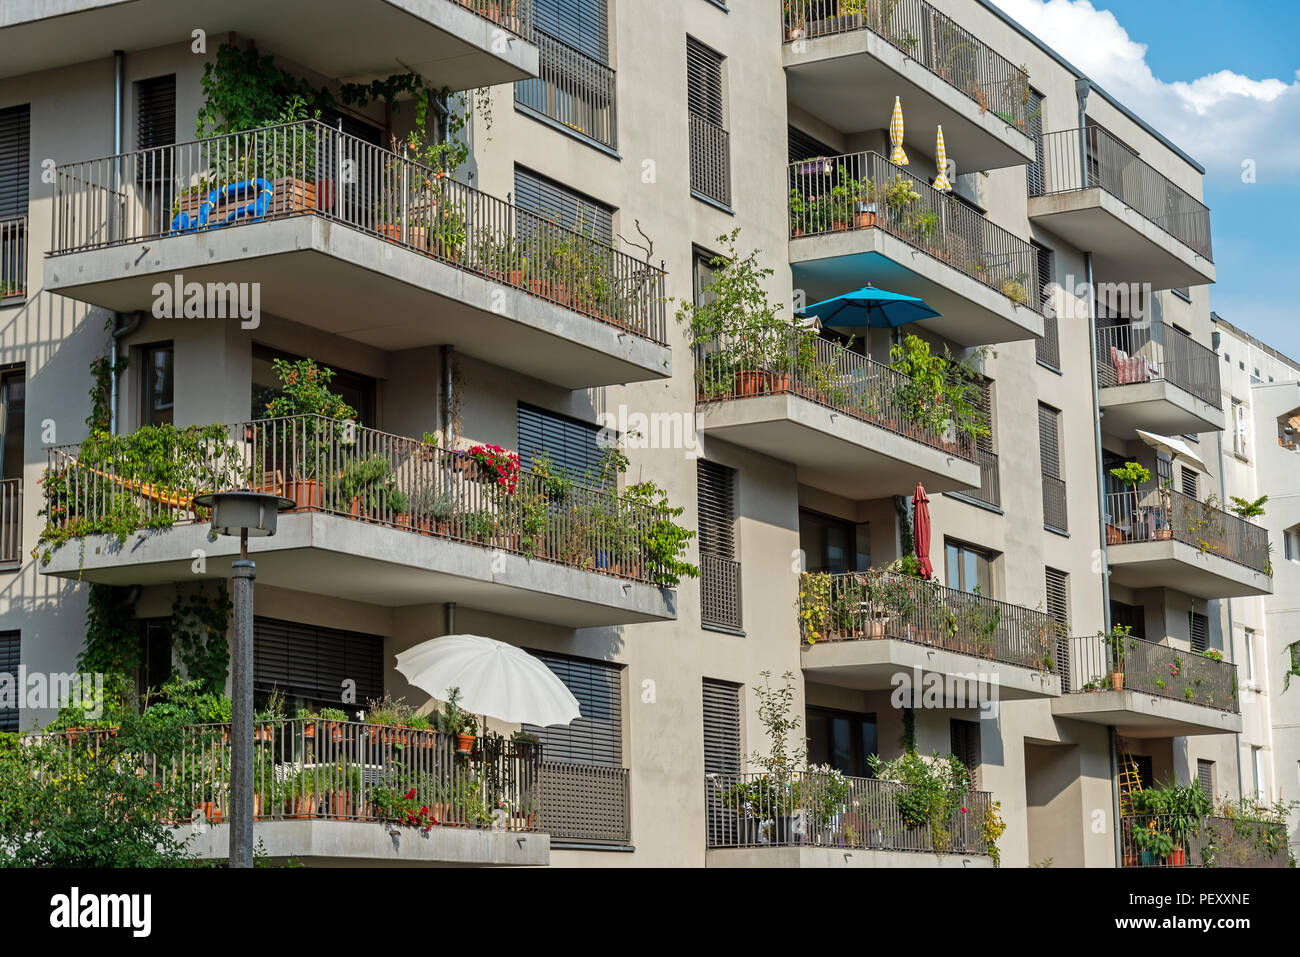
[1086,252,1111,630]
[445,601,456,636]
[440,344,455,449]
[107,51,130,433]
[1110,726,1122,866]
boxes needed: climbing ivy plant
[171,583,232,695]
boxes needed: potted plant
[261,358,358,511]
[1108,461,1152,543]
[253,689,285,743]
[1101,624,1136,690]
[477,231,528,286]
[412,486,457,534]
[317,706,348,742]
[440,687,478,754]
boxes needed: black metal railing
[48,120,664,343]
[515,31,617,148]
[1042,474,1068,532]
[789,151,1040,312]
[452,0,534,39]
[781,0,1031,134]
[694,328,978,461]
[0,478,20,564]
[690,113,731,207]
[701,554,743,631]
[1064,633,1238,712]
[1104,488,1269,574]
[1096,321,1221,409]
[41,415,675,586]
[798,570,1058,672]
[0,215,24,300]
[949,448,1000,508]
[1121,814,1288,868]
[1030,127,1213,261]
[706,770,993,854]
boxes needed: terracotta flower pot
[855,210,877,228]
[1169,847,1186,867]
[1111,671,1125,690]
[253,724,274,743]
[455,733,476,755]
[288,478,322,512]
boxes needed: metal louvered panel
[253,617,383,706]
[135,75,175,151]
[513,166,613,244]
[533,0,608,62]
[686,37,725,125]
[0,630,17,731]
[1046,566,1070,682]
[1189,612,1209,654]
[687,38,729,205]
[1025,91,1045,195]
[702,679,741,775]
[523,651,622,766]
[515,30,617,149]
[516,403,603,478]
[697,460,735,558]
[1197,759,1215,797]
[1038,404,1061,479]
[701,555,742,631]
[974,378,994,453]
[0,104,31,220]
[538,761,630,843]
[1180,466,1198,499]
[950,719,981,787]
[1033,242,1060,368]
[788,125,835,163]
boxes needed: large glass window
[1,368,24,481]
[807,706,877,778]
[945,539,993,596]
[799,508,868,574]
[251,345,376,427]
[139,343,174,427]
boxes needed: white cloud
[996,0,1300,178]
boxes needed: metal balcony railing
[515,31,617,148]
[781,0,1031,134]
[1120,814,1290,868]
[1064,633,1239,712]
[949,448,1000,508]
[452,0,534,39]
[1096,321,1221,409]
[1030,127,1213,261]
[789,151,1041,312]
[1104,488,1269,574]
[694,327,979,462]
[48,120,664,343]
[690,113,732,207]
[0,478,20,564]
[701,553,743,631]
[798,571,1059,672]
[705,770,993,854]
[0,215,24,300]
[537,761,631,844]
[41,415,675,586]
[1042,474,1067,532]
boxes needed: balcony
[1054,634,1240,736]
[1,215,24,302]
[1028,128,1215,289]
[1119,814,1290,868]
[0,0,538,88]
[44,121,669,390]
[1104,489,1272,598]
[789,152,1044,346]
[1097,322,1225,436]
[38,415,678,627]
[947,448,1000,510]
[515,31,617,150]
[693,330,981,497]
[705,770,994,867]
[781,0,1035,172]
[797,571,1061,700]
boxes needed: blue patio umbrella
[799,284,941,332]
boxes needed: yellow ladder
[1117,753,1144,816]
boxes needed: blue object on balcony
[167,179,274,234]
[799,283,941,332]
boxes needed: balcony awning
[1136,429,1207,471]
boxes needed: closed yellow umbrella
[933,126,952,191]
[889,96,908,166]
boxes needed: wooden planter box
[175,177,318,228]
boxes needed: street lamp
[192,490,294,869]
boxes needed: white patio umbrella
[394,634,581,727]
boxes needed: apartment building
[0,0,1276,867]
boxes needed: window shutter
[533,0,609,63]
[1180,466,1198,499]
[686,37,725,126]
[788,125,835,163]
[253,617,383,706]
[950,719,981,786]
[135,75,176,151]
[1188,612,1209,654]
[514,166,614,244]
[1025,90,1045,194]
[702,679,741,775]
[697,461,735,558]
[974,378,995,453]
[1197,759,1215,797]
[0,104,31,220]
[523,651,622,766]
[1045,568,1069,631]
[1032,242,1059,368]
[0,630,17,731]
[516,403,603,479]
[1038,404,1061,478]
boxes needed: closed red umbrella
[912,483,933,579]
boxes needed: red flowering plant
[466,444,520,495]
[373,780,438,832]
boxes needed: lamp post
[192,490,294,869]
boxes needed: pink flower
[961,807,968,814]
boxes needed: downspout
[1086,253,1111,630]
[440,344,455,449]
[1211,328,1246,800]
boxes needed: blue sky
[995,0,1299,355]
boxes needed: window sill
[691,190,734,215]
[944,491,1003,516]
[702,623,746,638]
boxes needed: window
[135,75,176,152]
[1252,746,1265,800]
[515,0,615,148]
[251,345,376,427]
[1111,601,1146,641]
[523,650,622,766]
[687,37,730,206]
[1172,287,1191,302]
[807,706,878,778]
[788,125,836,163]
[1232,398,1248,457]
[799,508,868,574]
[1189,612,1209,654]
[138,618,173,694]
[1033,241,1059,369]
[1286,526,1300,562]
[1243,628,1255,684]
[253,617,383,713]
[692,246,721,309]
[1122,753,1155,791]
[1179,466,1197,500]
[0,104,30,299]
[139,343,174,427]
[1197,759,1215,798]
[945,539,993,596]
[702,679,741,775]
[0,367,22,564]
[514,166,614,244]
[0,630,17,731]
[1039,403,1067,532]
[516,403,603,479]
[950,719,981,787]
[699,460,740,630]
